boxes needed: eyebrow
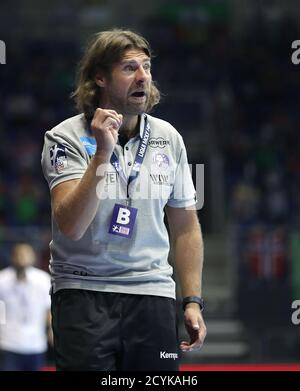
[120,59,151,65]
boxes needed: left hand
[180,303,207,352]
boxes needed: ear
[95,73,107,88]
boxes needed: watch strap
[182,296,204,312]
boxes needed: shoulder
[42,114,91,161]
[147,114,180,136]
[0,268,14,291]
[44,113,87,142]
[147,114,185,148]
[0,267,14,280]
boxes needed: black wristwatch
[182,296,204,312]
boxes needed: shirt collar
[120,113,147,142]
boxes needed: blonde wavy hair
[71,29,161,118]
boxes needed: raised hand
[91,108,123,158]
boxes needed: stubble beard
[110,96,148,116]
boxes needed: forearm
[47,310,53,346]
[173,224,204,298]
[175,225,207,352]
[54,152,110,240]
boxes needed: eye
[124,65,134,72]
[143,63,151,71]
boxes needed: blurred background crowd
[1,0,300,368]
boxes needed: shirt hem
[51,280,176,300]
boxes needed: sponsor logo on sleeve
[80,136,97,156]
[50,144,68,174]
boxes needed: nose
[135,65,149,83]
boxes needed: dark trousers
[0,350,46,371]
[51,289,180,371]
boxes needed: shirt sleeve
[41,129,88,191]
[167,135,197,208]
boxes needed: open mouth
[130,91,146,98]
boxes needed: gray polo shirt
[41,113,196,299]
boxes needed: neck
[119,115,139,138]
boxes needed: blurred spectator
[0,243,51,371]
[13,174,40,225]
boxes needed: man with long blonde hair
[42,29,206,371]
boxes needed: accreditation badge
[108,203,138,238]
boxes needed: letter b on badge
[109,203,138,238]
[116,207,131,225]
